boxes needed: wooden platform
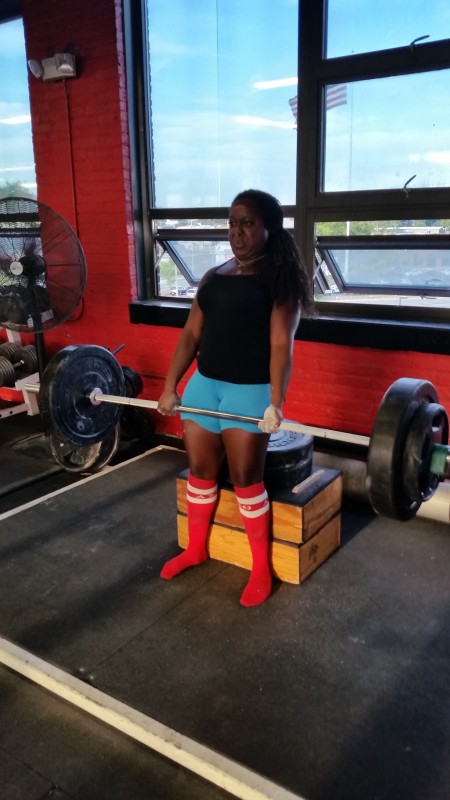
[176,467,343,584]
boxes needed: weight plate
[0,342,20,360]
[264,450,312,490]
[13,345,38,378]
[266,428,311,451]
[50,433,102,473]
[88,423,120,472]
[122,365,144,398]
[402,402,448,504]
[39,344,125,446]
[265,429,313,488]
[120,406,156,445]
[0,356,15,386]
[133,408,156,445]
[367,377,439,520]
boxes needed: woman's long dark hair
[231,189,314,313]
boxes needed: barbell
[24,344,450,522]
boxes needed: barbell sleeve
[24,383,42,395]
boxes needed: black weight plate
[402,402,449,504]
[89,423,120,472]
[50,433,102,473]
[119,407,136,441]
[265,428,314,470]
[40,344,125,446]
[0,342,20,360]
[133,408,156,445]
[0,356,15,386]
[120,406,156,445]
[265,428,313,489]
[264,450,312,490]
[366,377,439,520]
[122,365,144,398]
[14,345,38,378]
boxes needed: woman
[157,189,313,606]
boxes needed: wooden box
[176,468,342,585]
[176,467,342,544]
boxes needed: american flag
[326,84,348,110]
[288,96,298,120]
[289,84,347,122]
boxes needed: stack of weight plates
[264,427,313,490]
[0,342,38,386]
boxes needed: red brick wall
[8,0,449,441]
[22,0,135,341]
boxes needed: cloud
[423,151,450,165]
[0,115,31,125]
[233,115,295,130]
[253,77,297,90]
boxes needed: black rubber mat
[1,447,450,800]
[0,447,61,496]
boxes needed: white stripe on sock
[235,490,268,506]
[187,482,218,506]
[238,503,269,519]
[187,482,217,498]
[187,493,218,505]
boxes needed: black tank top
[196,272,272,384]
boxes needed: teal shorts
[180,370,270,434]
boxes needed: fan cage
[0,197,87,333]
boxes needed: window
[323,72,450,193]
[326,0,450,58]
[155,226,231,299]
[0,15,36,199]
[304,0,450,319]
[127,0,450,326]
[127,0,298,300]
[145,0,298,209]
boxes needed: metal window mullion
[161,242,197,285]
[124,0,155,300]
[297,0,324,281]
[318,39,450,84]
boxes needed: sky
[326,0,450,57]
[146,0,450,207]
[0,18,36,192]
[1,2,450,204]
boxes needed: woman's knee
[229,467,265,488]
[183,423,225,479]
[224,434,269,487]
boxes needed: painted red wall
[5,0,449,440]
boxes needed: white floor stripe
[0,637,306,800]
[0,445,181,522]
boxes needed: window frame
[125,0,450,350]
[297,1,450,315]
[0,1,21,23]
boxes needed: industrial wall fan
[0,196,87,376]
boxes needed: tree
[0,181,35,199]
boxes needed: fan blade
[0,197,86,333]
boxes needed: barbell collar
[429,444,450,480]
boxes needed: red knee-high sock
[235,482,272,607]
[160,474,218,579]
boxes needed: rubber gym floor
[1,411,450,800]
